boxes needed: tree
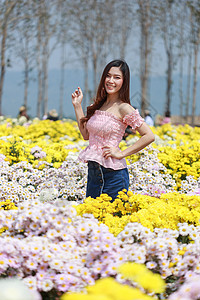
[137,0,156,116]
[88,0,117,92]
[14,0,35,108]
[158,0,179,115]
[188,0,200,126]
[177,4,189,121]
[112,0,134,59]
[185,9,193,123]
[56,0,70,119]
[69,0,121,102]
[0,0,18,115]
[66,0,91,110]
[33,0,60,118]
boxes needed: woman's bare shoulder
[119,102,135,118]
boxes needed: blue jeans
[86,161,129,201]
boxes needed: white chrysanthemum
[39,188,58,202]
[189,229,200,241]
[77,223,91,236]
[194,264,200,274]
[178,223,191,236]
[49,259,64,271]
[26,258,38,270]
[146,261,157,269]
[47,228,59,239]
[40,279,54,292]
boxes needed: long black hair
[81,59,130,124]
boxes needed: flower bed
[0,118,200,300]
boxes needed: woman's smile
[106,84,115,89]
[104,67,123,95]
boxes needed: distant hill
[2,69,200,119]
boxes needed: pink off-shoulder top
[78,109,144,170]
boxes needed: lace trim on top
[123,109,144,130]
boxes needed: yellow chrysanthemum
[61,293,111,300]
[118,262,166,293]
[75,191,200,234]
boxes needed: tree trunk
[59,42,65,119]
[0,21,7,116]
[191,43,198,127]
[42,15,49,116]
[36,19,42,118]
[43,48,48,116]
[139,0,151,116]
[92,51,97,95]
[23,27,32,108]
[24,45,29,107]
[179,55,183,121]
[140,24,150,115]
[142,30,149,114]
[179,18,184,122]
[119,0,131,59]
[0,0,17,115]
[165,48,172,114]
[185,51,192,123]
[83,55,89,112]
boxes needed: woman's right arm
[71,87,89,140]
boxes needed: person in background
[161,110,171,125]
[144,109,154,126]
[18,105,30,120]
[71,59,155,201]
[47,109,59,121]
[154,114,163,126]
[122,125,136,140]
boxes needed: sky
[10,32,173,76]
[3,67,200,120]
[2,31,200,119]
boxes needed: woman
[18,105,30,120]
[144,109,154,126]
[161,110,171,125]
[71,60,155,201]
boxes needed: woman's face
[104,67,123,96]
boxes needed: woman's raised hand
[71,87,83,106]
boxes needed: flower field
[0,116,200,300]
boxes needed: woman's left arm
[102,104,155,160]
[102,122,154,159]
[118,122,155,159]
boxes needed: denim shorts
[86,161,129,202]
